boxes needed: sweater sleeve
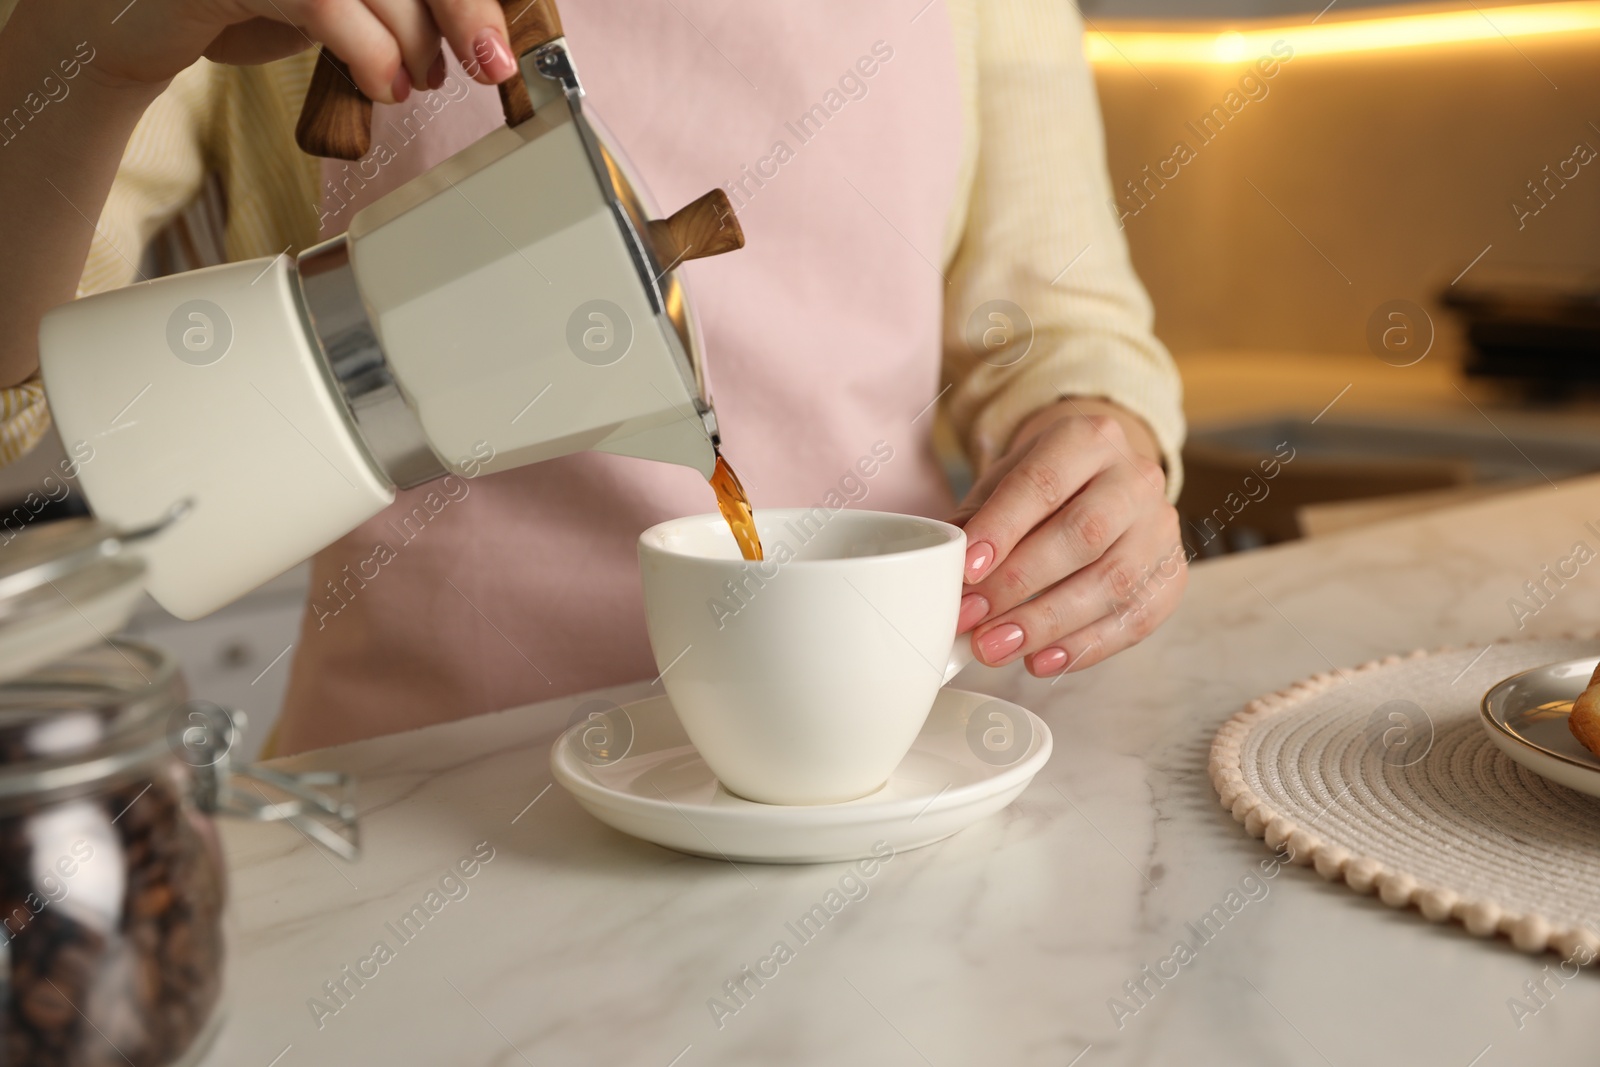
[0,59,217,464]
[942,0,1185,499]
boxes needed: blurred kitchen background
[1085,0,1600,553]
[12,0,1600,753]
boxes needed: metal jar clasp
[182,703,360,861]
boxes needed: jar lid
[0,640,181,797]
[0,504,184,686]
[0,637,360,856]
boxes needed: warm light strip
[1085,2,1600,65]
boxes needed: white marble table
[207,477,1600,1067]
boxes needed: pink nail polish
[965,541,995,582]
[976,623,1024,664]
[472,29,517,82]
[1033,647,1068,675]
[957,593,989,634]
[390,66,412,104]
[425,53,447,90]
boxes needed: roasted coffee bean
[18,976,72,1031]
[131,883,172,920]
[0,774,224,1066]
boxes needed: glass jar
[0,638,356,1066]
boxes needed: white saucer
[550,688,1052,864]
[1481,656,1600,798]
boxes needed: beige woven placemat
[1210,636,1600,961]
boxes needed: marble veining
[205,479,1600,1066]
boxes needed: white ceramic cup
[638,508,974,806]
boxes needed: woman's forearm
[0,2,164,387]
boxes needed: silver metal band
[296,236,447,489]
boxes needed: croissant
[1570,663,1600,759]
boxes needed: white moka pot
[39,0,743,619]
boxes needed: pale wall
[1092,24,1600,357]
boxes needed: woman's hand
[86,0,524,102]
[0,0,525,388]
[952,397,1186,677]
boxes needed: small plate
[550,688,1052,864]
[1481,656,1600,798]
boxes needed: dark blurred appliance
[1444,268,1600,393]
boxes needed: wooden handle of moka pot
[496,0,564,126]
[295,0,565,160]
[647,190,746,268]
[296,51,372,161]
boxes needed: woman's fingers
[949,404,1181,673]
[424,0,516,83]
[1024,546,1186,677]
[967,506,1185,670]
[248,0,404,101]
[947,446,1027,529]
[364,0,444,90]
[235,0,513,101]
[965,461,1148,625]
[957,416,1124,586]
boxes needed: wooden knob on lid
[647,190,745,269]
[296,0,564,159]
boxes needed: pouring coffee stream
[710,453,763,562]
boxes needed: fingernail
[976,623,1025,664]
[965,541,995,583]
[472,29,517,82]
[957,593,989,634]
[1032,647,1068,675]
[425,53,447,90]
[390,65,411,104]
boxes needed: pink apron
[278,2,963,753]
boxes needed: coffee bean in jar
[0,641,228,1067]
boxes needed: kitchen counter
[1179,349,1600,436]
[208,476,1600,1067]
